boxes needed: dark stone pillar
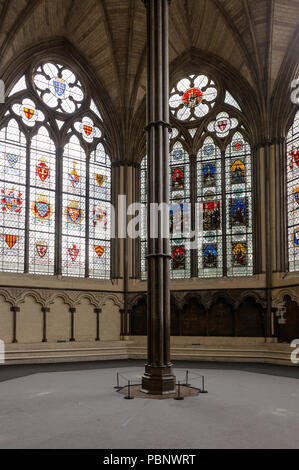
[94,308,101,341]
[141,0,176,394]
[127,309,132,336]
[10,306,19,344]
[41,307,50,343]
[264,141,272,337]
[120,309,125,337]
[69,307,76,342]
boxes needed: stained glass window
[0,61,111,279]
[197,137,223,277]
[140,156,147,280]
[224,91,242,111]
[0,119,26,272]
[62,135,86,278]
[169,75,217,121]
[197,132,253,277]
[89,143,111,279]
[169,142,191,278]
[287,111,299,272]
[141,73,254,280]
[225,132,253,276]
[140,141,191,280]
[33,63,84,113]
[207,112,238,139]
[29,127,56,274]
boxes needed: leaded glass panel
[0,119,26,272]
[287,111,299,271]
[225,132,253,276]
[197,137,223,278]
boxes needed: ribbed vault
[0,0,298,160]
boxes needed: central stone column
[141,0,176,394]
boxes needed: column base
[141,364,176,395]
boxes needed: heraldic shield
[6,153,19,168]
[1,234,18,249]
[65,201,83,225]
[83,125,92,136]
[36,241,48,258]
[95,174,105,187]
[24,107,34,120]
[94,245,105,258]
[36,158,49,182]
[32,197,52,220]
[1,188,23,213]
[53,78,66,97]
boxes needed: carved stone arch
[3,39,113,127]
[48,291,73,309]
[239,290,267,309]
[0,288,14,307]
[18,289,45,308]
[2,38,121,166]
[209,291,238,310]
[127,293,147,311]
[170,291,188,310]
[99,293,124,310]
[2,288,26,308]
[74,292,104,309]
[181,292,202,310]
[272,288,299,308]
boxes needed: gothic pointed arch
[0,59,111,279]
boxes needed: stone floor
[0,360,298,449]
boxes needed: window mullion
[24,137,31,273]
[221,149,227,276]
[55,145,63,275]
[189,154,197,277]
[85,153,90,278]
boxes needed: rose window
[169,74,218,121]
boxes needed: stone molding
[128,289,267,311]
[0,287,124,310]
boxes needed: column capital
[10,306,20,313]
[144,121,172,133]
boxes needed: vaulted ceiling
[0,0,298,151]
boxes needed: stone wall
[0,287,123,344]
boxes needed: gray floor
[0,360,298,449]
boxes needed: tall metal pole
[141,0,176,394]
